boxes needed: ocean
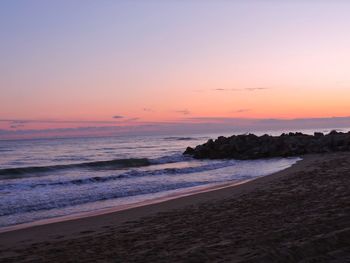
[3,129,340,229]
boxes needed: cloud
[0,119,37,124]
[185,116,350,130]
[245,87,269,91]
[232,109,251,113]
[0,118,124,125]
[212,87,270,92]
[10,124,25,129]
[175,109,191,115]
[1,116,350,140]
[126,117,140,122]
[112,115,124,119]
[143,108,153,112]
[213,88,240,92]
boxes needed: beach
[0,152,349,262]
[2,1,350,262]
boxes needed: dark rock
[184,147,195,155]
[329,130,339,135]
[183,131,350,160]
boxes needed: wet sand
[0,153,349,262]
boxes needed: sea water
[2,130,331,229]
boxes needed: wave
[0,153,192,180]
[163,137,197,141]
[150,153,190,164]
[57,161,236,186]
[0,158,151,179]
[0,181,212,217]
[0,149,12,152]
[0,160,237,190]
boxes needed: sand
[0,153,349,262]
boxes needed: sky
[1,0,350,138]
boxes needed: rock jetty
[184,130,350,159]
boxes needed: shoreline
[0,179,252,234]
[1,153,349,262]
[0,157,300,235]
[0,155,305,246]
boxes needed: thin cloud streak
[212,87,270,92]
[0,119,119,124]
[0,118,139,126]
[245,87,269,91]
[213,88,240,92]
[1,116,350,140]
[175,109,191,115]
[231,109,251,113]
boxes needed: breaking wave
[0,158,152,179]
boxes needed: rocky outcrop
[184,131,350,159]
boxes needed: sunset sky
[1,1,350,138]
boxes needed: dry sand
[0,153,349,262]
